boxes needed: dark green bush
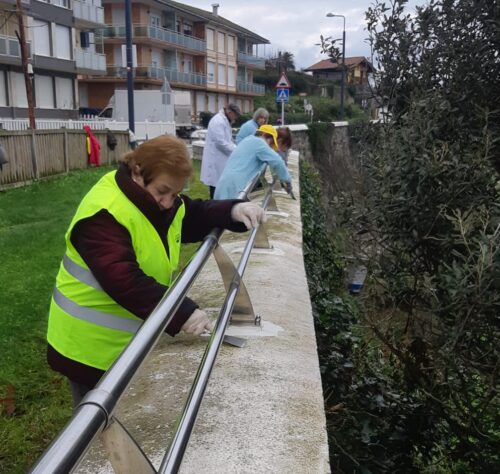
[309,1,500,471]
[199,111,214,128]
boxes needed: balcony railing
[0,34,30,59]
[101,24,206,52]
[237,80,265,95]
[237,51,266,69]
[73,0,104,25]
[107,65,207,87]
[75,49,106,72]
[163,67,206,86]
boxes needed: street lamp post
[326,13,346,121]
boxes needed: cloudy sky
[181,0,425,70]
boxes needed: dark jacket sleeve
[180,195,248,243]
[70,210,196,336]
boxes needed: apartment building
[80,1,269,118]
[0,0,106,120]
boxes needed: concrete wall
[287,123,361,230]
[75,150,331,474]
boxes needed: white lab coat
[200,110,236,187]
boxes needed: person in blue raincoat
[235,108,269,144]
[214,125,292,200]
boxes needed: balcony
[238,51,266,69]
[75,49,106,73]
[163,68,206,86]
[106,65,207,87]
[0,34,30,64]
[73,0,104,26]
[237,80,265,95]
[101,24,206,53]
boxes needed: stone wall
[289,123,362,206]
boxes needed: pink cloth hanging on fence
[84,125,101,166]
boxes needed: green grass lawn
[0,161,208,473]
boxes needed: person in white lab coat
[200,103,241,198]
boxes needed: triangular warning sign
[275,73,291,88]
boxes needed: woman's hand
[231,202,267,229]
[181,309,214,336]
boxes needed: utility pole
[340,26,345,121]
[15,0,36,129]
[326,13,346,121]
[125,0,135,133]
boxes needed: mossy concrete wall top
[76,150,330,473]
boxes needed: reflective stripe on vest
[52,288,141,334]
[62,253,102,290]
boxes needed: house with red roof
[304,56,376,115]
[304,56,374,86]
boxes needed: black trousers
[209,185,215,199]
[69,380,92,409]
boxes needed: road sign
[276,87,289,103]
[275,72,291,89]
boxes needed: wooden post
[63,128,69,172]
[30,130,38,179]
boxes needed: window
[151,50,161,69]
[32,19,50,57]
[183,55,193,73]
[150,15,161,28]
[196,92,205,114]
[227,36,235,56]
[0,71,7,106]
[217,64,225,85]
[35,75,54,109]
[207,93,216,113]
[112,7,125,24]
[183,21,193,36]
[228,65,235,87]
[207,61,215,83]
[10,72,27,107]
[52,0,70,8]
[55,77,74,109]
[217,94,224,110]
[55,25,71,60]
[217,32,225,53]
[206,28,214,50]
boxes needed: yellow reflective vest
[47,171,185,370]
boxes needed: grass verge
[0,161,208,473]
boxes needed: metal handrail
[30,166,269,473]
[160,173,273,473]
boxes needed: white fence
[0,118,176,141]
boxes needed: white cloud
[181,0,426,69]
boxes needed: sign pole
[275,72,291,127]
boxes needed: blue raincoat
[214,135,291,199]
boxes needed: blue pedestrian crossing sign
[276,87,289,103]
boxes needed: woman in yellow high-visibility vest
[47,134,266,405]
